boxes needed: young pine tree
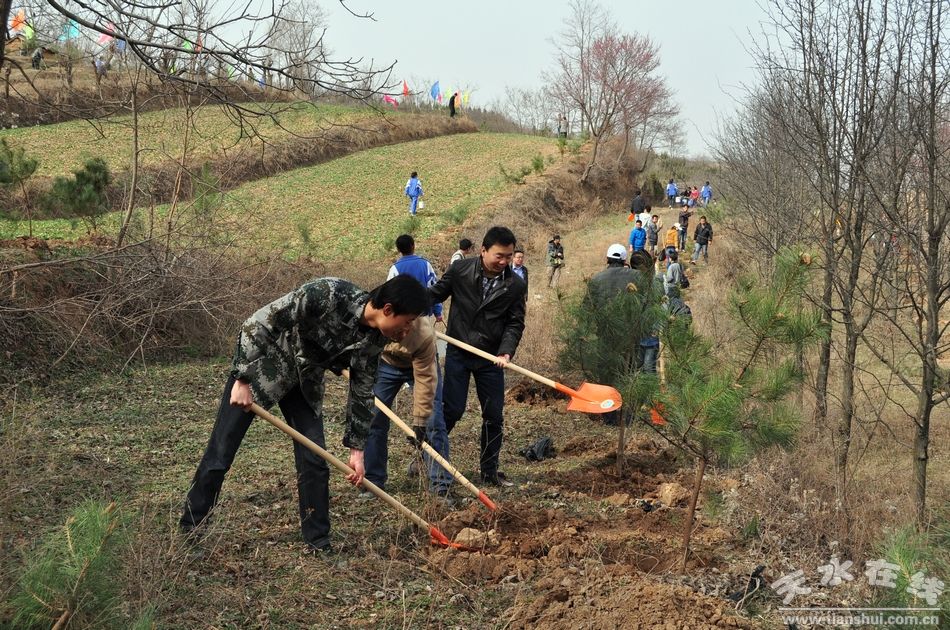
[560,263,666,474]
[654,248,826,572]
[0,139,40,236]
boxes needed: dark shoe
[429,489,457,509]
[480,471,514,488]
[304,541,333,556]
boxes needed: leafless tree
[545,1,674,183]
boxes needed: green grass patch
[0,101,375,177]
[3,133,556,259]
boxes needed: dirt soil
[423,435,752,629]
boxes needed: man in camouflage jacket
[180,276,429,552]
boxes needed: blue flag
[429,81,440,101]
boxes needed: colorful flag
[429,81,440,101]
[58,20,80,42]
[10,9,25,32]
[463,91,470,105]
[402,80,409,97]
[383,95,399,108]
[98,22,116,44]
[23,24,35,40]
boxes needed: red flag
[402,80,409,97]
[383,95,399,108]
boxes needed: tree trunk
[616,412,625,476]
[680,456,706,573]
[835,322,859,538]
[581,133,602,184]
[813,243,835,431]
[116,89,139,247]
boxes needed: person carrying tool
[429,226,526,487]
[363,315,454,504]
[180,276,429,554]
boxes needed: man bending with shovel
[429,226,526,487]
[180,276,429,553]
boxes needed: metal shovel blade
[564,382,623,414]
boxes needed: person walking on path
[689,186,700,208]
[646,214,661,256]
[677,206,693,251]
[628,220,647,254]
[666,179,678,209]
[691,216,713,264]
[363,316,454,504]
[629,189,645,221]
[546,234,565,288]
[700,181,713,208]
[405,171,424,216]
[450,238,473,267]
[511,248,529,294]
[660,223,680,268]
[180,276,428,553]
[428,227,527,487]
[389,234,443,322]
[664,250,685,296]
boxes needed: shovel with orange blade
[249,403,469,550]
[338,369,499,512]
[373,397,498,512]
[435,332,622,414]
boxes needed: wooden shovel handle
[249,403,430,532]
[374,397,497,510]
[435,331,558,389]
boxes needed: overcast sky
[322,1,771,157]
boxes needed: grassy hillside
[0,102,376,177]
[1,132,557,260]
[223,132,556,260]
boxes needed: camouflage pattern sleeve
[229,291,298,409]
[342,339,383,449]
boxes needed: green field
[1,132,557,260]
[0,102,377,177]
[222,132,556,260]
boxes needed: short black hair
[514,248,524,255]
[699,215,707,220]
[483,226,517,249]
[668,250,679,262]
[395,234,415,255]
[369,275,429,316]
[629,250,654,274]
[645,204,652,211]
[635,190,641,195]
[410,171,418,178]
[635,220,642,226]
[459,238,473,250]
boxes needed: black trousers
[180,377,331,548]
[441,347,506,476]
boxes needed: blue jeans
[678,229,687,251]
[692,242,708,262]
[363,360,451,493]
[639,344,658,373]
[442,347,506,477]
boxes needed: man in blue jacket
[389,234,443,322]
[405,171,423,216]
[628,219,647,254]
[666,179,678,208]
[700,181,713,208]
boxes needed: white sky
[322,1,770,157]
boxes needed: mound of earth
[505,565,755,630]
